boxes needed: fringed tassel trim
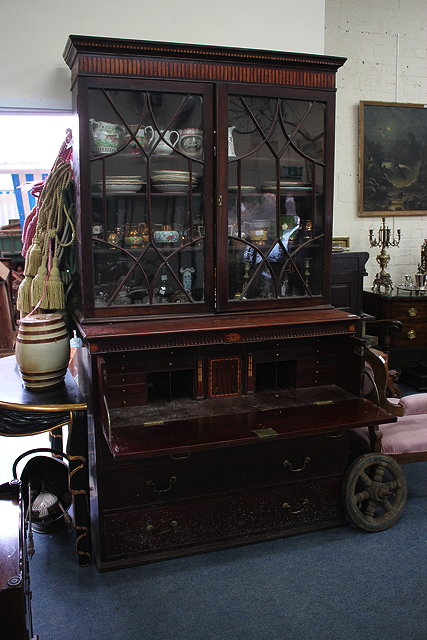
[46,258,65,310]
[31,261,49,309]
[24,239,43,278]
[16,275,34,316]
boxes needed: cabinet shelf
[228,190,314,197]
[92,191,202,197]
[92,243,203,253]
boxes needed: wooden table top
[0,356,86,412]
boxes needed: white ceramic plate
[153,183,191,193]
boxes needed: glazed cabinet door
[77,78,214,318]
[216,84,335,311]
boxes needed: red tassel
[21,206,39,257]
[21,180,45,257]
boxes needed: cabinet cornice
[64,35,346,90]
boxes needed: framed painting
[332,236,350,251]
[359,101,427,216]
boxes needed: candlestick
[417,238,427,275]
[369,217,401,294]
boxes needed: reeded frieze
[89,322,354,354]
[76,54,336,89]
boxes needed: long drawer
[100,432,348,509]
[101,476,344,565]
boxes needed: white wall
[4,0,425,288]
[0,0,325,111]
[325,0,427,288]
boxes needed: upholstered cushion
[351,394,427,455]
[398,393,427,415]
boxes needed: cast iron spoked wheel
[342,453,407,532]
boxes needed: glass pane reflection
[227,93,325,302]
[88,87,206,309]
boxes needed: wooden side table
[0,356,91,566]
[363,290,427,388]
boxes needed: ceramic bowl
[124,235,143,247]
[153,229,180,244]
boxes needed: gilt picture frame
[359,101,427,216]
[332,236,350,250]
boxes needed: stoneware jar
[15,313,70,391]
[177,128,203,157]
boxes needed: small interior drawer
[106,382,148,408]
[107,371,147,386]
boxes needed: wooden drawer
[102,476,344,563]
[100,433,348,509]
[106,350,196,374]
[389,303,427,347]
[106,382,148,408]
[363,291,427,353]
[107,371,147,386]
[253,340,333,363]
[392,324,427,348]
[295,355,336,387]
[389,300,427,322]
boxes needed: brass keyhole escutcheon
[407,330,416,340]
[407,307,418,317]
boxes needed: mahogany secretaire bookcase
[63,35,394,570]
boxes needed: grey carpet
[28,462,427,640]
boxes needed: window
[0,113,73,226]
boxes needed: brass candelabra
[418,238,427,275]
[369,217,401,294]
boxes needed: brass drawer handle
[146,520,178,535]
[327,431,344,438]
[170,452,191,460]
[283,456,311,472]
[407,330,416,340]
[282,498,309,514]
[407,307,418,317]
[146,476,177,493]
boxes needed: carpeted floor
[22,461,426,640]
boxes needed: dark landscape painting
[359,102,427,216]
